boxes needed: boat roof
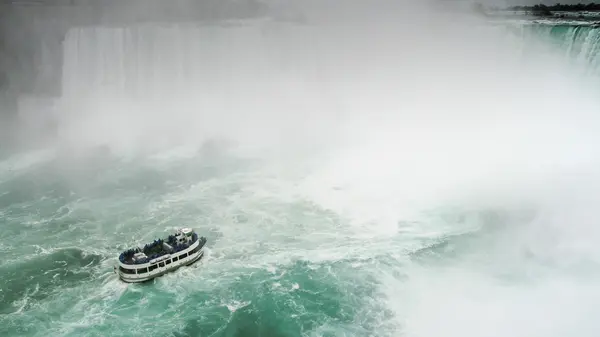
[179,227,193,235]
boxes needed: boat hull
[116,250,204,283]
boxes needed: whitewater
[2,1,600,336]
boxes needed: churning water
[2,3,600,336]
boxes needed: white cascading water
[58,21,356,157]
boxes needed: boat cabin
[175,228,194,245]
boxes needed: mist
[2,0,600,335]
[49,0,600,166]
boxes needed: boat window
[173,256,179,262]
[149,264,158,272]
[190,244,201,255]
[159,262,165,268]
[181,252,188,258]
[137,267,148,274]
[119,266,136,274]
[165,259,172,265]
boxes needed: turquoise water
[2,16,600,337]
[0,148,404,336]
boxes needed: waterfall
[56,21,330,152]
[514,23,600,76]
[61,23,269,105]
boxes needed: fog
[48,0,600,200]
[6,0,600,247]
[3,0,600,335]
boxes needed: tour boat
[114,228,207,283]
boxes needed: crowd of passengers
[119,233,200,264]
